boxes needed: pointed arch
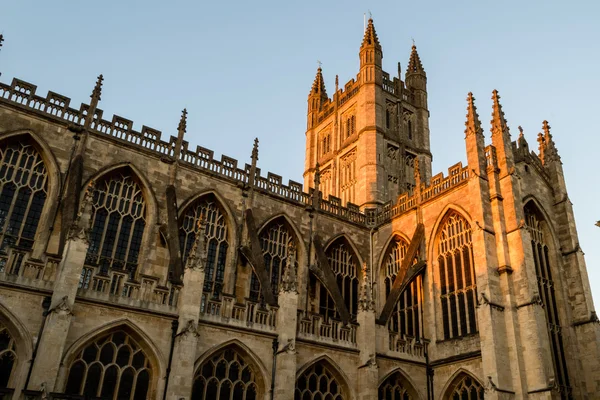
[378,367,423,400]
[523,198,571,392]
[193,339,268,400]
[295,354,354,400]
[0,130,61,260]
[427,204,474,258]
[440,368,484,400]
[0,300,33,391]
[59,319,165,399]
[80,163,156,284]
[314,234,362,319]
[178,191,236,299]
[432,207,478,340]
[522,195,559,246]
[249,214,305,301]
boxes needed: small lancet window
[85,171,146,278]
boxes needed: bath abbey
[0,18,598,400]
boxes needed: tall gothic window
[437,212,477,340]
[0,321,17,388]
[85,171,146,278]
[192,347,260,400]
[295,361,345,400]
[383,238,422,339]
[180,195,229,298]
[340,148,357,205]
[249,219,296,301]
[317,238,359,320]
[65,330,152,400]
[378,371,413,400]
[525,203,571,395]
[445,374,483,400]
[0,139,47,259]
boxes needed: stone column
[28,183,95,391]
[273,244,299,400]
[356,262,378,399]
[166,221,207,400]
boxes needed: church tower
[303,19,432,208]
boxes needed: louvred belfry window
[0,139,47,256]
[249,220,296,301]
[85,172,146,278]
[318,238,358,320]
[192,347,260,400]
[295,361,345,400]
[525,203,571,397]
[437,212,477,339]
[179,195,229,298]
[0,321,17,388]
[383,238,422,339]
[64,331,152,400]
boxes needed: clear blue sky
[2,1,599,306]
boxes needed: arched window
[65,330,152,400]
[295,361,345,400]
[445,373,483,400]
[378,371,414,400]
[85,171,146,278]
[318,238,358,320]
[383,237,422,339]
[0,321,17,388]
[525,202,571,394]
[180,195,229,298]
[192,347,260,400]
[437,212,477,340]
[0,139,47,270]
[249,219,296,301]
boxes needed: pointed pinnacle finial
[178,108,187,134]
[541,120,559,162]
[406,43,424,75]
[361,17,381,49]
[491,89,509,136]
[91,74,103,102]
[251,137,259,162]
[542,120,551,137]
[465,92,483,137]
[280,243,298,293]
[310,65,327,99]
[0,34,4,49]
[314,162,321,185]
[358,262,374,312]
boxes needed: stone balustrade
[296,311,357,348]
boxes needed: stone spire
[465,92,483,137]
[310,66,328,101]
[280,243,298,293]
[361,18,382,51]
[406,44,425,75]
[174,108,187,160]
[84,74,103,129]
[539,120,560,164]
[490,89,509,137]
[249,137,259,188]
[358,262,374,312]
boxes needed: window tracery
[447,374,483,400]
[192,347,259,400]
[65,330,151,400]
[295,361,345,400]
[180,195,229,298]
[85,172,146,278]
[0,322,16,388]
[340,149,357,205]
[378,371,413,400]
[0,139,48,268]
[383,238,422,338]
[525,203,571,396]
[249,220,296,301]
[437,212,477,339]
[318,239,358,320]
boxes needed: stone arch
[178,189,237,232]
[0,299,34,392]
[0,130,61,258]
[192,339,269,399]
[58,318,166,399]
[378,367,423,400]
[522,195,560,248]
[257,213,306,257]
[323,234,365,268]
[295,354,354,400]
[440,368,484,400]
[430,207,477,341]
[81,163,158,281]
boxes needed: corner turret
[359,19,383,84]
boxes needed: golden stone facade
[0,20,598,400]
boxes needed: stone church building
[0,19,598,400]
